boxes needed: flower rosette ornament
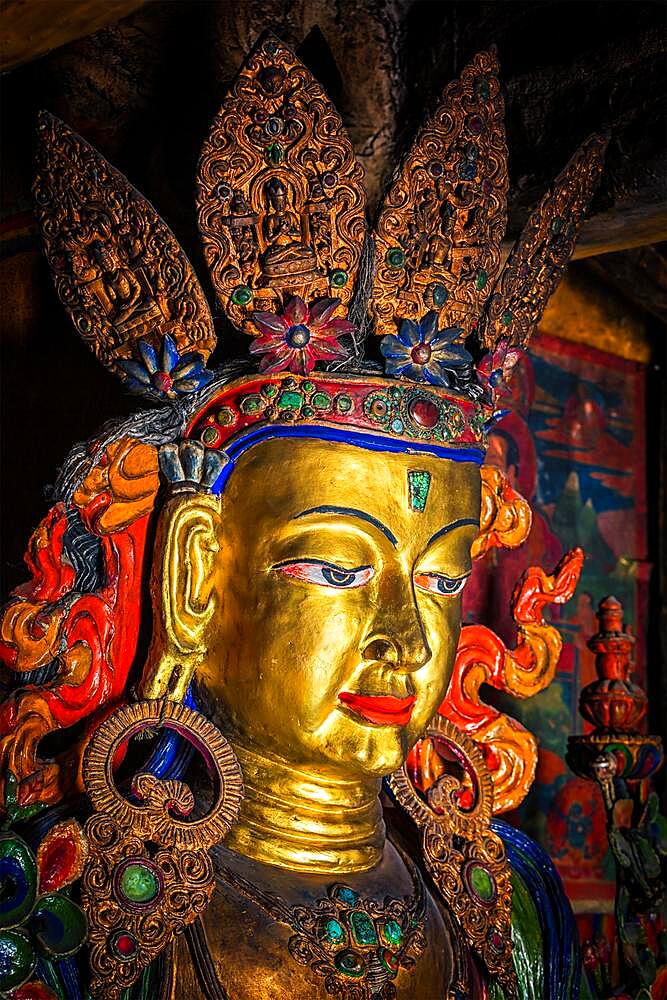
[118,334,214,401]
[249,296,355,374]
[380,312,474,387]
[0,811,87,998]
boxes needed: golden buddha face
[194,436,481,779]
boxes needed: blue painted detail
[144,684,198,780]
[209,425,484,495]
[494,819,583,1000]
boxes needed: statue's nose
[362,600,431,671]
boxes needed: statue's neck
[225,741,385,875]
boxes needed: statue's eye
[414,572,468,596]
[273,559,375,589]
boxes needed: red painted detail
[187,373,485,449]
[454,787,475,810]
[407,548,585,800]
[12,504,75,604]
[408,398,440,429]
[580,596,647,732]
[37,834,77,893]
[152,371,174,393]
[10,982,58,1000]
[338,692,416,727]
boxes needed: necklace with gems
[210,848,427,998]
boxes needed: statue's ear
[141,493,221,702]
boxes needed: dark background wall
[1,0,665,594]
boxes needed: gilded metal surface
[372,49,508,339]
[389,717,516,996]
[81,699,243,998]
[33,113,215,375]
[143,436,481,872]
[170,840,455,999]
[197,34,366,333]
[215,852,426,999]
[479,133,608,349]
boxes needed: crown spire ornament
[33,34,607,434]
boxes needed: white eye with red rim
[414,572,469,596]
[273,559,375,590]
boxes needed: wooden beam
[0,0,146,73]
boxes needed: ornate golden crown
[33,34,606,472]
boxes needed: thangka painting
[464,330,648,917]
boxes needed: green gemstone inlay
[349,910,378,946]
[408,470,431,513]
[231,285,252,306]
[261,383,278,398]
[302,405,314,417]
[278,391,303,410]
[501,310,513,326]
[431,283,448,306]
[265,142,284,164]
[469,864,495,902]
[320,918,345,945]
[330,269,349,288]
[383,919,403,947]
[241,394,263,414]
[476,269,487,290]
[334,886,359,906]
[217,407,234,426]
[386,247,406,268]
[335,395,353,414]
[120,863,159,904]
[201,427,218,445]
[302,381,315,393]
[311,392,332,411]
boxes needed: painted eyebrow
[293,505,398,547]
[426,518,480,548]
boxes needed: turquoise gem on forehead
[408,470,431,513]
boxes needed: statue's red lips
[338,692,417,726]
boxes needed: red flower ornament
[250,296,355,374]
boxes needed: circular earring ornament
[388,716,516,998]
[81,699,243,1000]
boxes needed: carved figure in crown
[0,32,608,1000]
[260,175,320,283]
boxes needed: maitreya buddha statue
[0,34,607,1000]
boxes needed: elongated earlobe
[141,493,221,702]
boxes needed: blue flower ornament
[118,334,213,401]
[380,312,474,387]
